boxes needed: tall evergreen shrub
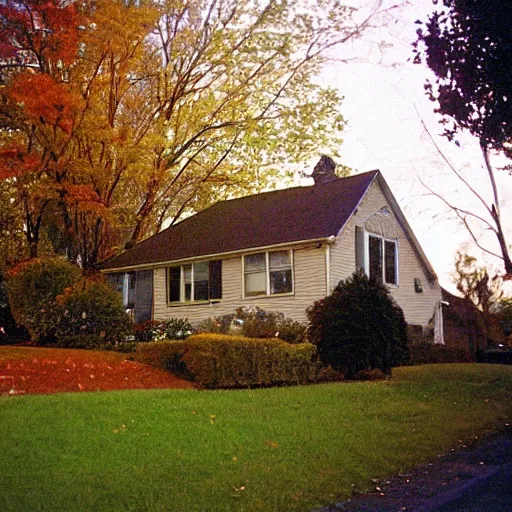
[307,271,408,378]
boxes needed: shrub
[55,335,138,353]
[134,318,193,342]
[54,279,133,343]
[407,343,472,364]
[181,333,320,388]
[196,314,235,334]
[277,318,308,344]
[307,271,408,378]
[6,258,81,344]
[236,306,282,338]
[197,308,308,343]
[352,368,387,381]
[316,365,345,382]
[0,276,29,345]
[134,340,189,375]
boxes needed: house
[101,160,441,330]
[441,288,506,354]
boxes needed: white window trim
[167,261,217,305]
[242,249,295,298]
[364,232,399,287]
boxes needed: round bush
[55,279,133,343]
[6,258,81,344]
[307,271,408,378]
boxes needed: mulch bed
[0,346,196,395]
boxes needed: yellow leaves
[264,440,278,449]
[209,414,216,424]
[112,424,127,435]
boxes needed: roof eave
[100,235,335,273]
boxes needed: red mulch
[0,346,196,396]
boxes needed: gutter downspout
[325,235,336,295]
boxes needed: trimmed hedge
[134,340,189,376]
[407,343,472,365]
[182,334,319,388]
[134,334,320,388]
[56,335,138,353]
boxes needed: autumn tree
[0,0,381,267]
[452,251,504,343]
[413,0,512,275]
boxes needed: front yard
[1,357,511,511]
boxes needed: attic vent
[377,206,391,216]
[311,155,337,185]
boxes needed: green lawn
[1,364,511,512]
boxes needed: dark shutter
[209,260,222,299]
[168,267,181,302]
[384,240,397,285]
[355,226,365,272]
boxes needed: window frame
[242,249,294,298]
[167,260,222,304]
[364,232,399,286]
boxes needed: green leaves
[1,0,365,266]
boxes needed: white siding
[153,245,327,324]
[330,180,441,327]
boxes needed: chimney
[311,155,337,185]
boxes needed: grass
[1,363,511,511]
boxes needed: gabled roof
[101,170,378,271]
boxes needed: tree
[413,0,512,275]
[452,250,503,344]
[0,0,381,267]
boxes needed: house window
[168,260,222,303]
[368,234,397,285]
[243,250,293,297]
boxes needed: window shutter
[209,260,222,299]
[355,226,365,272]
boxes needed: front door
[134,270,153,323]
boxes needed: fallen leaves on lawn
[1,347,195,395]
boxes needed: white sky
[310,0,512,292]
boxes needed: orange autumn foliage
[0,145,41,179]
[7,73,79,134]
[0,0,80,66]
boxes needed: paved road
[315,427,512,512]
[432,463,512,512]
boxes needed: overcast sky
[311,0,512,292]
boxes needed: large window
[168,260,222,303]
[368,235,397,285]
[243,250,293,297]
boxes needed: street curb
[411,462,512,512]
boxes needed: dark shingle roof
[101,170,378,270]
